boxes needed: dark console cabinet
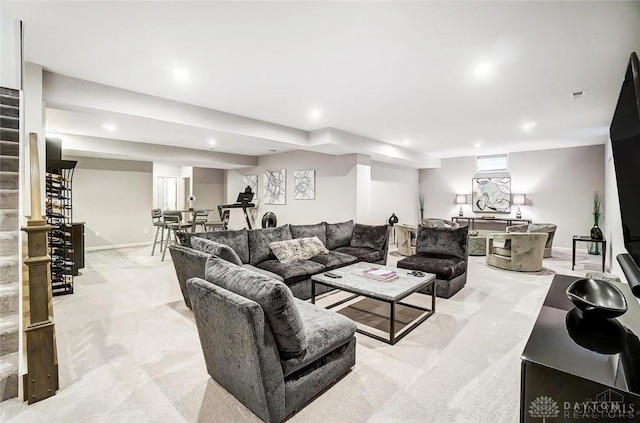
[521,275,640,422]
[72,222,85,276]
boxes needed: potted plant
[588,190,603,254]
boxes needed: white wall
[23,63,45,219]
[226,151,359,228]
[225,150,421,228]
[371,160,419,225]
[192,167,225,212]
[603,138,626,279]
[66,156,153,248]
[419,145,606,249]
[0,17,21,90]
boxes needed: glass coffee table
[311,262,436,345]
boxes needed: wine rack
[46,159,77,296]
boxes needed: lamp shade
[455,194,467,205]
[512,194,526,205]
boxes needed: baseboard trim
[85,242,151,252]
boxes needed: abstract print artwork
[293,170,315,200]
[263,169,286,205]
[243,175,258,195]
[472,177,511,213]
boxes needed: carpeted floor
[1,245,611,422]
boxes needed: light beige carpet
[0,245,613,422]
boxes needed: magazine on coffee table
[363,267,399,282]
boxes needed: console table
[452,216,531,230]
[520,274,640,422]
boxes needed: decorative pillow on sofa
[248,224,293,266]
[191,237,243,266]
[290,223,327,246]
[325,220,355,250]
[204,256,307,358]
[350,223,388,251]
[270,237,329,263]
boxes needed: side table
[572,235,606,272]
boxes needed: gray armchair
[507,223,557,258]
[486,232,548,272]
[187,256,356,423]
[397,225,469,298]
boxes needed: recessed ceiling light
[474,61,494,79]
[474,141,482,148]
[268,149,277,153]
[173,68,190,83]
[101,122,116,132]
[403,139,411,146]
[522,121,537,131]
[207,138,217,146]
[309,109,322,121]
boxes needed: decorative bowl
[566,278,628,319]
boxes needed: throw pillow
[270,238,304,263]
[303,236,330,256]
[325,220,355,250]
[270,237,329,263]
[204,256,307,358]
[350,223,388,251]
[191,237,243,266]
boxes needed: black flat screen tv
[610,51,640,294]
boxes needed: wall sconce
[512,194,526,219]
[455,194,467,217]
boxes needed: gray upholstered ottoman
[468,234,487,256]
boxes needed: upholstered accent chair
[506,223,557,258]
[187,256,356,423]
[397,225,469,298]
[486,232,548,272]
[395,224,417,256]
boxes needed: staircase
[0,87,20,401]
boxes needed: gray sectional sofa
[188,255,357,423]
[170,220,390,308]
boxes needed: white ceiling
[4,1,640,164]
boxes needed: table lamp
[455,194,467,217]
[513,194,526,219]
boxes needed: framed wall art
[293,169,315,200]
[472,176,511,213]
[263,169,286,205]
[243,175,258,196]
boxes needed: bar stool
[190,210,209,232]
[150,208,165,256]
[161,211,192,261]
[204,209,230,232]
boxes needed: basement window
[476,154,508,173]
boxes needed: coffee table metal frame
[311,266,436,345]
